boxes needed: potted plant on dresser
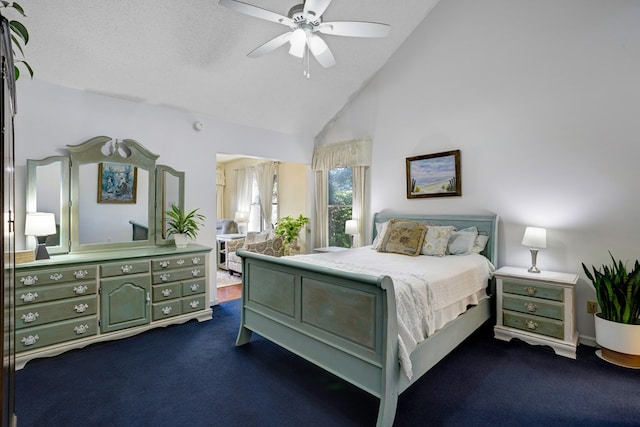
[274,214,309,256]
[165,204,206,248]
[582,253,640,368]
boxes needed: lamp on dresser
[25,212,57,260]
[521,226,547,273]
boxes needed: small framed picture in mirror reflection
[98,162,137,204]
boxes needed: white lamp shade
[345,219,358,236]
[25,212,57,236]
[521,226,547,249]
[288,28,306,58]
[234,211,250,223]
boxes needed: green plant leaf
[9,20,28,44]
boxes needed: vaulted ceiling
[15,0,439,139]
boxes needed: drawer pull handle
[74,303,89,313]
[177,259,185,266]
[21,312,39,323]
[189,283,200,292]
[73,270,89,279]
[50,273,64,281]
[20,275,38,286]
[159,260,170,268]
[161,289,173,297]
[524,286,537,296]
[524,320,538,330]
[74,324,89,335]
[21,335,39,346]
[121,265,134,274]
[191,269,201,278]
[160,273,171,282]
[191,257,200,264]
[161,306,173,315]
[189,300,200,309]
[20,292,39,302]
[74,285,89,295]
[524,303,538,312]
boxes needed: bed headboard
[371,212,499,266]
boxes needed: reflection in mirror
[26,156,70,255]
[77,163,149,245]
[155,165,184,245]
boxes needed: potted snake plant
[165,204,205,248]
[582,252,640,368]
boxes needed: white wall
[14,79,312,302]
[316,0,640,343]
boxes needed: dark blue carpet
[16,300,640,426]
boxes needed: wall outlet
[587,301,598,314]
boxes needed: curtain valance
[312,137,371,171]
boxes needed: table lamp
[345,219,358,248]
[521,226,547,273]
[25,212,57,260]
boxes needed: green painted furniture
[235,212,498,427]
[15,244,212,369]
[494,266,579,358]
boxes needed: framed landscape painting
[406,150,461,199]
[98,162,137,203]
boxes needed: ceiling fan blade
[219,0,295,28]
[307,34,336,68]
[316,21,390,38]
[302,0,333,22]
[247,32,292,58]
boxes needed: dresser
[15,244,212,369]
[494,266,579,359]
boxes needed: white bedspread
[288,247,495,380]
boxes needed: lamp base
[528,248,541,273]
[34,237,50,260]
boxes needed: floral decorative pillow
[377,219,427,256]
[421,225,455,256]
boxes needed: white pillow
[472,234,490,254]
[372,221,389,250]
[448,226,478,255]
[421,225,455,256]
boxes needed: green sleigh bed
[235,212,499,426]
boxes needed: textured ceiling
[15,0,439,139]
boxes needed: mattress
[288,247,495,379]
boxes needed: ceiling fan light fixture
[288,28,306,58]
[308,34,327,55]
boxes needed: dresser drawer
[16,296,97,329]
[152,300,182,320]
[503,294,564,321]
[16,281,98,306]
[16,266,96,288]
[503,280,564,302]
[182,295,206,314]
[152,254,206,271]
[100,260,150,278]
[16,317,98,353]
[182,279,206,296]
[152,282,182,302]
[152,266,205,285]
[503,310,564,340]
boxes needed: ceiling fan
[219,0,390,77]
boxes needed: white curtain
[255,161,276,231]
[216,167,225,219]
[236,167,253,221]
[312,138,371,247]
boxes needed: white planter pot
[173,233,189,248]
[594,313,640,368]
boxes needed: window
[328,167,352,247]
[247,171,278,232]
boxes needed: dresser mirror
[26,156,70,255]
[26,136,185,253]
[155,165,184,245]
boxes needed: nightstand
[494,266,579,359]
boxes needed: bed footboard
[235,249,400,426]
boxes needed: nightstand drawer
[503,310,564,340]
[503,294,564,321]
[503,280,564,302]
